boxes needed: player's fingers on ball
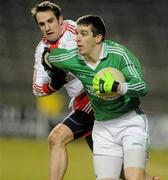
[104,70,112,79]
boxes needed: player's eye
[48,18,54,23]
[39,22,45,27]
[81,32,87,36]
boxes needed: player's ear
[95,34,103,44]
[58,15,64,25]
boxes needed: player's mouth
[77,45,86,55]
[47,32,53,36]
[77,44,83,49]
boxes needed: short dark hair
[31,1,62,23]
[76,14,106,41]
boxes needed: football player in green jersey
[43,14,159,180]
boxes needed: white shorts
[92,110,149,157]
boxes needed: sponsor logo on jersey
[76,73,86,79]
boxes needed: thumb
[93,74,101,84]
[44,53,52,68]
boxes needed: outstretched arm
[42,47,68,91]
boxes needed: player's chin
[47,35,57,43]
[78,49,85,56]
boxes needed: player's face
[36,10,63,42]
[76,25,101,56]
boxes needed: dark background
[0,0,167,115]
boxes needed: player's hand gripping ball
[92,67,125,100]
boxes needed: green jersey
[49,40,148,121]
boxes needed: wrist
[112,81,119,92]
[117,82,127,95]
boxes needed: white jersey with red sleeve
[32,20,83,97]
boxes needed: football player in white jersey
[31,1,94,180]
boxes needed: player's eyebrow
[79,30,89,34]
[38,17,54,26]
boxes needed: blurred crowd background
[0,0,168,147]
